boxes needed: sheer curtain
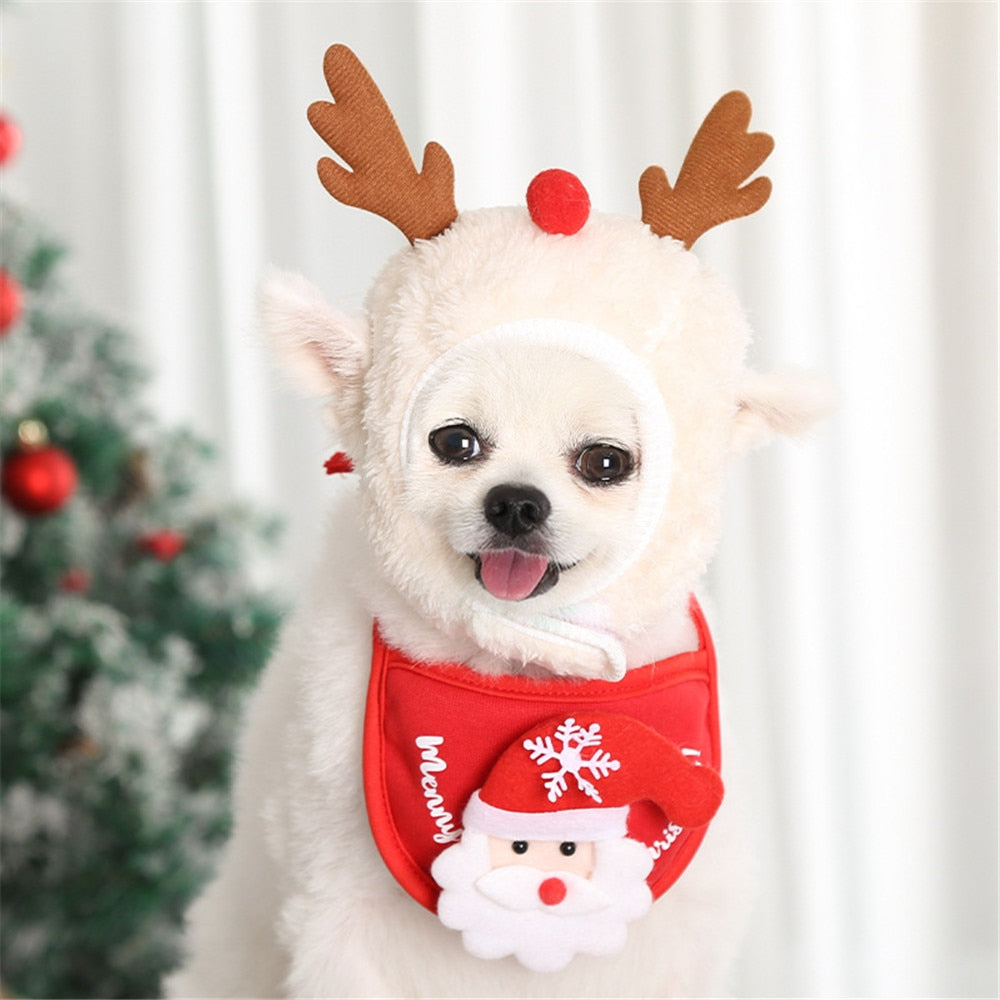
[4,2,996,996]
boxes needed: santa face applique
[430,714,721,972]
[434,828,654,973]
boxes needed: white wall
[3,2,996,996]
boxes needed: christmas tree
[0,113,284,999]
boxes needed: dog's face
[399,326,673,613]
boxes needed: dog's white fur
[165,208,830,997]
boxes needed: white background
[3,2,996,996]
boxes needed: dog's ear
[258,268,371,415]
[731,369,834,453]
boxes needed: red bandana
[363,597,721,912]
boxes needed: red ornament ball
[526,169,591,236]
[137,529,186,562]
[2,443,78,515]
[0,269,24,336]
[0,114,23,166]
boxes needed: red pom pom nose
[538,876,567,906]
[527,169,590,235]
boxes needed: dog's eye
[575,444,634,484]
[429,424,483,464]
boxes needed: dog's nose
[483,484,551,537]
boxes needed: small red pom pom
[324,451,354,475]
[2,443,78,514]
[137,529,186,562]
[526,169,590,235]
[538,876,568,907]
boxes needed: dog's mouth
[471,549,562,601]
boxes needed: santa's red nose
[538,876,567,906]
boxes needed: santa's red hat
[463,712,723,842]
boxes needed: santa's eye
[429,423,484,464]
[511,841,529,855]
[574,443,634,485]
[559,841,577,857]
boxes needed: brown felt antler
[639,91,774,249]
[307,44,458,244]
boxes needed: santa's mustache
[474,864,612,915]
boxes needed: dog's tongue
[478,549,550,601]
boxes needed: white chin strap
[402,319,673,681]
[470,607,627,681]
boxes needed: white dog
[165,45,829,998]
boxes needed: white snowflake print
[522,717,621,804]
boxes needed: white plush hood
[354,208,750,676]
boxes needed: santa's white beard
[432,829,653,973]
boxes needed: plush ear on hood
[731,369,834,453]
[258,268,370,429]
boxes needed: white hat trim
[463,790,629,843]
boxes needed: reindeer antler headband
[308,43,773,248]
[307,45,458,243]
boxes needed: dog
[165,45,829,998]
